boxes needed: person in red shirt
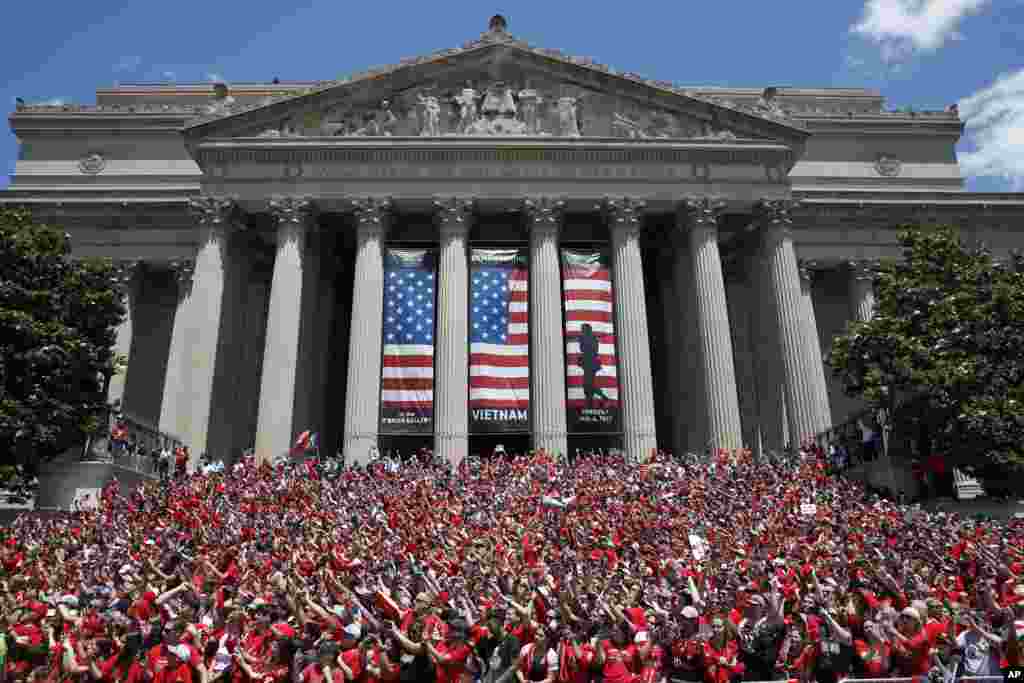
[594,627,638,683]
[146,641,195,683]
[853,620,892,678]
[887,607,931,676]
[89,633,147,683]
[634,631,663,683]
[300,643,345,683]
[702,617,742,683]
[425,623,473,683]
[518,629,559,683]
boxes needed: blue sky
[2,0,1023,191]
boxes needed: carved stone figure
[517,89,542,134]
[482,82,516,117]
[754,87,786,117]
[353,100,398,136]
[613,112,647,138]
[874,155,902,177]
[453,87,479,133]
[556,97,580,137]
[418,94,442,136]
[78,152,107,175]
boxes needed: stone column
[159,259,194,444]
[433,197,473,467]
[107,261,141,412]
[758,200,819,450]
[185,197,237,466]
[848,260,877,322]
[605,197,657,462]
[341,198,390,465]
[254,197,315,466]
[798,261,832,436]
[524,197,569,458]
[680,198,744,452]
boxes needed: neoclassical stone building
[6,16,1024,466]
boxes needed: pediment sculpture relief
[250,76,750,140]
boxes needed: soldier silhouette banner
[561,248,620,434]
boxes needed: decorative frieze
[196,144,795,168]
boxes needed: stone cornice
[194,138,796,168]
[793,189,1024,206]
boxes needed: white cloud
[851,0,989,58]
[958,68,1024,191]
[113,55,142,73]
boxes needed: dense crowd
[1,444,1022,683]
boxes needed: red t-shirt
[339,648,363,680]
[434,642,471,683]
[99,655,146,683]
[300,663,345,683]
[894,629,931,676]
[600,641,637,683]
[854,640,890,678]
[146,646,193,683]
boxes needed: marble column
[341,198,390,465]
[848,260,877,322]
[605,197,657,463]
[434,197,473,467]
[254,197,315,466]
[524,197,569,458]
[798,261,833,436]
[758,200,819,450]
[107,261,141,413]
[185,196,237,466]
[680,198,744,452]
[159,259,194,444]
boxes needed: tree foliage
[827,225,1024,469]
[0,208,126,464]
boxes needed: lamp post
[877,387,896,496]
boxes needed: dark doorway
[378,435,434,461]
[469,433,531,459]
[567,435,624,462]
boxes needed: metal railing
[101,411,182,478]
[838,677,1003,683]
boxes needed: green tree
[827,225,1024,469]
[0,208,126,465]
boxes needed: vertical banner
[379,248,435,434]
[469,248,530,433]
[561,248,620,433]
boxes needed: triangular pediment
[184,22,808,146]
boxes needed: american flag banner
[469,248,530,433]
[379,248,436,434]
[561,248,620,433]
